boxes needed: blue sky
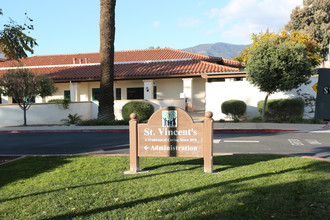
[1,0,302,56]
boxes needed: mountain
[182,42,250,59]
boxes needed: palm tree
[98,0,116,120]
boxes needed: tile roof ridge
[222,57,241,62]
[115,58,195,65]
[32,52,100,57]
[199,60,240,70]
[0,63,101,70]
[115,47,171,53]
[170,48,221,59]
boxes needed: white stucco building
[0,48,319,125]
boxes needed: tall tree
[285,0,330,59]
[244,31,321,121]
[0,69,56,126]
[0,9,38,60]
[98,0,116,120]
[234,30,321,66]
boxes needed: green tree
[0,69,56,126]
[245,33,319,121]
[98,0,116,120]
[234,30,321,66]
[0,9,38,60]
[285,0,330,59]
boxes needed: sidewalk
[0,122,328,133]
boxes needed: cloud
[205,0,303,43]
[152,21,160,28]
[178,17,201,27]
[197,2,205,7]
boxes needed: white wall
[155,79,182,99]
[0,99,186,126]
[205,77,318,120]
[0,102,95,127]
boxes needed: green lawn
[0,155,329,219]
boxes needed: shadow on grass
[0,156,71,189]
[186,177,329,219]
[47,158,329,220]
[0,165,200,203]
[143,154,284,173]
[1,155,277,203]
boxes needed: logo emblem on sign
[162,110,177,127]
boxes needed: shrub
[78,119,128,126]
[233,118,240,122]
[258,98,305,121]
[221,100,247,119]
[122,101,154,121]
[310,118,324,124]
[48,98,70,109]
[61,113,81,125]
[289,116,304,123]
[251,116,262,122]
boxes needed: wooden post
[129,113,139,173]
[203,111,213,173]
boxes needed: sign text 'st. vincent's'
[138,109,203,157]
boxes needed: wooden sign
[127,106,214,174]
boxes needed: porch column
[143,80,154,100]
[183,78,193,112]
[70,82,79,102]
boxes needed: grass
[0,156,20,164]
[0,155,329,219]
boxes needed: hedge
[221,100,247,119]
[122,101,154,121]
[258,98,305,121]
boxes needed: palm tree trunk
[98,0,116,120]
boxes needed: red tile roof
[221,58,244,68]
[0,48,242,81]
[0,48,224,67]
[0,60,239,81]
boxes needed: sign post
[203,111,213,173]
[126,106,214,174]
[315,68,330,120]
[128,113,139,173]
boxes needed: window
[92,88,100,101]
[116,88,121,100]
[64,90,70,99]
[127,87,144,100]
[209,78,225,82]
[153,86,157,99]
